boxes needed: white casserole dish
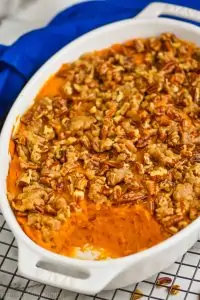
[0,2,200,295]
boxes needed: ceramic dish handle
[136,2,200,23]
[18,243,123,295]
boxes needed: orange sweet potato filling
[19,202,165,258]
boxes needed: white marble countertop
[0,0,85,45]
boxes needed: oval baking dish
[0,2,200,295]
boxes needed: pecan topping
[8,33,200,252]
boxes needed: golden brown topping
[8,32,200,255]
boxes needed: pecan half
[156,276,172,286]
[118,192,147,204]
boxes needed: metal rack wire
[0,210,200,300]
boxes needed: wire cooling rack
[0,210,199,300]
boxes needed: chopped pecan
[100,138,114,151]
[161,61,176,73]
[169,284,180,295]
[106,167,131,186]
[113,185,122,200]
[73,190,85,201]
[118,191,147,204]
[193,87,200,104]
[70,116,96,131]
[136,136,150,148]
[105,161,124,168]
[173,183,194,203]
[145,180,156,195]
[17,170,39,187]
[191,153,200,162]
[133,39,145,52]
[12,185,49,213]
[130,289,143,300]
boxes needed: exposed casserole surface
[7,33,200,259]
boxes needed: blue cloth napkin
[0,0,199,118]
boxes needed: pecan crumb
[131,289,143,300]
[169,284,180,295]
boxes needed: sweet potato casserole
[7,33,200,259]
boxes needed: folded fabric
[0,0,199,118]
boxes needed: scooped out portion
[7,33,200,259]
[18,202,166,259]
